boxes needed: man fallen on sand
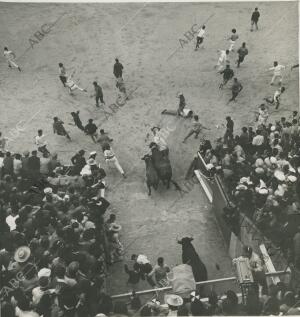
[219,64,234,89]
[4,47,21,71]
[70,111,84,131]
[182,115,209,143]
[215,49,230,72]
[161,93,193,118]
[53,117,71,140]
[264,86,286,110]
[65,71,87,94]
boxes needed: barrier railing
[111,270,289,300]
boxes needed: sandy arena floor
[0,2,298,296]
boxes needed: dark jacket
[113,62,123,78]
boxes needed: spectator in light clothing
[265,86,286,109]
[35,130,50,156]
[13,154,22,176]
[269,61,285,85]
[3,47,21,71]
[252,130,264,154]
[237,42,248,68]
[228,28,239,52]
[251,7,260,31]
[0,132,8,151]
[215,49,230,71]
[183,115,209,143]
[103,144,126,178]
[195,25,206,50]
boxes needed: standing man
[28,150,41,182]
[113,58,124,79]
[236,42,248,68]
[219,64,234,89]
[97,129,113,151]
[228,28,239,52]
[195,25,206,50]
[35,130,50,156]
[84,119,98,143]
[269,61,285,85]
[4,47,21,71]
[228,78,243,103]
[58,63,67,87]
[70,111,84,131]
[265,86,286,109]
[71,150,86,175]
[0,132,8,152]
[53,117,71,140]
[93,81,105,108]
[215,49,230,72]
[224,116,234,144]
[251,7,260,31]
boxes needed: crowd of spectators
[199,111,300,274]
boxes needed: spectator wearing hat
[85,119,98,143]
[164,294,184,316]
[32,272,51,306]
[107,223,124,263]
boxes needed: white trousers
[229,40,236,51]
[106,156,124,175]
[270,74,283,84]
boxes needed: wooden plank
[194,169,213,203]
[259,244,281,285]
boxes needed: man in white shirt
[35,129,50,156]
[269,61,285,85]
[3,47,21,71]
[228,28,239,51]
[215,49,230,71]
[195,25,206,50]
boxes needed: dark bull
[177,236,208,282]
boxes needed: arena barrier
[194,151,289,282]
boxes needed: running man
[269,61,285,85]
[58,63,67,87]
[53,117,71,140]
[219,64,234,89]
[265,86,286,109]
[236,42,248,68]
[251,8,260,31]
[4,47,21,71]
[103,144,126,178]
[228,78,243,103]
[70,111,84,131]
[182,115,209,143]
[84,119,98,143]
[195,25,206,50]
[65,72,87,94]
[215,49,230,72]
[228,29,239,52]
[93,81,105,108]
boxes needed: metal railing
[111,270,290,299]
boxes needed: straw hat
[109,223,122,232]
[274,170,285,182]
[38,268,51,278]
[89,151,97,157]
[14,246,31,263]
[44,187,53,194]
[165,294,183,307]
[287,175,297,183]
[87,158,97,166]
[255,158,264,167]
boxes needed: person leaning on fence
[242,245,268,295]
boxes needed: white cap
[38,268,51,278]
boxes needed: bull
[177,236,208,282]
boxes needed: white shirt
[252,135,264,146]
[4,50,15,61]
[274,90,281,102]
[35,134,47,147]
[269,64,285,76]
[219,50,228,63]
[153,135,168,151]
[6,214,19,231]
[197,28,205,38]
